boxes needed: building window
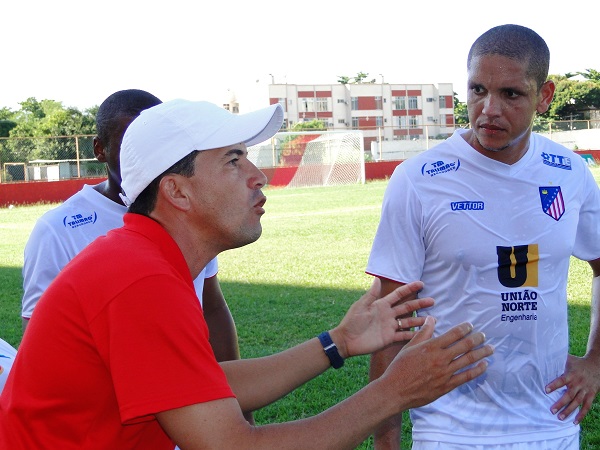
[409,115,419,127]
[316,97,328,112]
[408,96,418,109]
[375,96,382,110]
[351,97,359,110]
[337,119,346,124]
[439,96,446,108]
[337,98,346,103]
[393,97,406,110]
[352,117,360,128]
[300,98,313,112]
[426,97,435,102]
[376,116,383,127]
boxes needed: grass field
[1,167,599,449]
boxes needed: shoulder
[531,133,591,172]
[393,133,462,180]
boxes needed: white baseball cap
[120,99,284,206]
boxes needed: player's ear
[93,137,107,163]
[158,174,191,211]
[536,80,555,115]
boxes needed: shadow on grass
[0,266,24,348]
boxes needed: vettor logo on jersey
[421,159,460,177]
[541,152,571,170]
[451,201,484,211]
[539,186,565,221]
[63,212,98,229]
[497,244,539,323]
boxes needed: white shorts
[0,338,17,394]
[412,434,579,450]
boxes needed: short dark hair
[96,89,162,148]
[467,24,550,90]
[129,151,200,216]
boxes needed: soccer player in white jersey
[0,339,16,393]
[22,89,242,372]
[367,24,600,450]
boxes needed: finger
[574,396,593,424]
[449,343,494,374]
[383,281,424,306]
[555,388,589,421]
[359,278,382,306]
[545,375,567,394]
[393,297,434,318]
[431,322,482,350]
[393,315,427,331]
[447,360,489,389]
[404,315,436,348]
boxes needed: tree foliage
[337,72,370,84]
[453,92,469,125]
[8,98,96,137]
[543,74,600,120]
[291,119,326,131]
[0,98,98,165]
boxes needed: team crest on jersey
[63,212,98,229]
[541,152,572,170]
[421,159,460,177]
[539,186,565,221]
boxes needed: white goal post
[247,130,365,188]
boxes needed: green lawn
[1,166,599,448]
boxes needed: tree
[2,98,98,163]
[543,74,600,121]
[0,107,17,137]
[354,72,368,84]
[453,92,469,125]
[337,76,351,84]
[578,69,600,82]
[292,119,326,131]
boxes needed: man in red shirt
[0,99,493,449]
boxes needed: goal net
[247,130,365,188]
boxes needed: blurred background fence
[2,119,600,183]
[0,135,102,182]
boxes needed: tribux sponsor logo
[63,212,98,229]
[541,152,571,170]
[451,200,484,211]
[539,186,565,221]
[421,159,460,177]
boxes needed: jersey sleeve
[366,163,426,283]
[572,164,600,261]
[203,257,218,279]
[22,217,72,319]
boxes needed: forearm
[161,378,401,450]
[586,272,600,359]
[248,377,399,449]
[221,336,333,412]
[206,305,241,362]
[370,343,405,449]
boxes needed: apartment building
[268,82,455,151]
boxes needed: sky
[3,1,599,114]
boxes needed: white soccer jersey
[0,338,17,393]
[367,129,600,445]
[22,184,217,319]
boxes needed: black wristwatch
[317,331,344,369]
